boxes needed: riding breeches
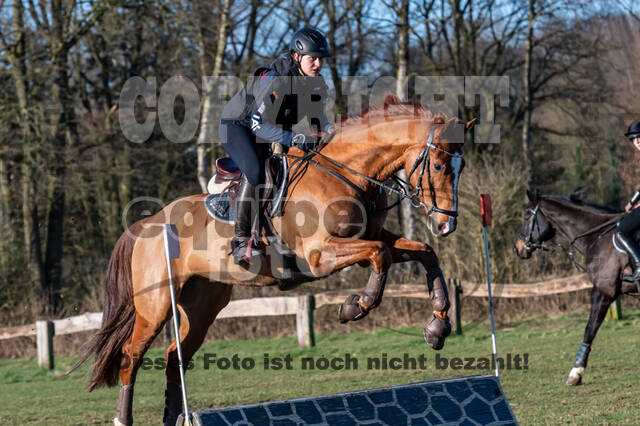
[219,120,269,187]
[617,207,640,236]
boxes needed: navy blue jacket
[221,54,332,146]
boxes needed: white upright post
[480,194,499,378]
[163,224,191,426]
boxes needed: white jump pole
[163,224,191,426]
[480,194,499,378]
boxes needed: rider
[218,27,334,265]
[615,119,640,282]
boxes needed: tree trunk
[395,0,414,241]
[3,0,48,317]
[522,0,535,185]
[395,0,409,99]
[0,158,12,281]
[196,0,230,193]
[321,0,344,113]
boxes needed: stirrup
[627,280,640,297]
[231,236,264,265]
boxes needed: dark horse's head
[514,189,556,259]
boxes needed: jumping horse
[514,189,638,386]
[74,96,476,425]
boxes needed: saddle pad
[204,192,235,225]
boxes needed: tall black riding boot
[616,231,640,282]
[231,176,264,265]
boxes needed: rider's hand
[292,133,316,152]
[626,202,632,213]
[323,123,335,135]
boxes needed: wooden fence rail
[0,274,600,370]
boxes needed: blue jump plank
[189,375,517,426]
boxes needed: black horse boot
[615,231,640,295]
[231,175,264,265]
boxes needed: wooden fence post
[163,320,173,346]
[36,320,54,370]
[447,279,462,335]
[605,297,622,321]
[296,295,315,348]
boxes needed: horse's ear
[526,189,538,204]
[464,118,478,132]
[570,187,587,202]
[434,116,445,125]
[384,94,402,106]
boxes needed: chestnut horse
[514,189,636,386]
[77,96,475,425]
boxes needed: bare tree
[0,0,117,316]
[191,0,233,192]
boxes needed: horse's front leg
[303,237,392,323]
[566,286,615,385]
[379,229,451,350]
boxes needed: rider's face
[632,136,640,152]
[295,53,323,76]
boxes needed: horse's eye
[433,163,443,172]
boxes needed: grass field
[1,308,639,425]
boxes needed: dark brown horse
[514,189,637,386]
[75,96,476,425]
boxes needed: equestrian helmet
[290,28,332,58]
[625,119,640,139]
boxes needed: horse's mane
[338,94,454,130]
[544,194,621,217]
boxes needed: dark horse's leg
[337,229,451,350]
[566,286,615,386]
[163,279,232,426]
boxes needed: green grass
[2,309,640,425]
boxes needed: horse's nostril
[439,222,450,234]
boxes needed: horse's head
[514,189,556,259]
[405,116,474,237]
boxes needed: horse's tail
[69,227,137,391]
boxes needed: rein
[283,126,462,217]
[567,214,624,247]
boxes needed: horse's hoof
[423,314,451,350]
[113,418,130,426]
[566,375,582,386]
[425,313,451,338]
[424,332,446,350]
[338,294,368,323]
[566,367,584,386]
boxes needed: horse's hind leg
[566,287,615,386]
[163,279,232,426]
[115,311,169,425]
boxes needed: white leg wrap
[113,418,126,426]
[569,366,584,378]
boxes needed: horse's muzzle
[513,239,532,259]
[430,216,457,237]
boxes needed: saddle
[204,155,289,225]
